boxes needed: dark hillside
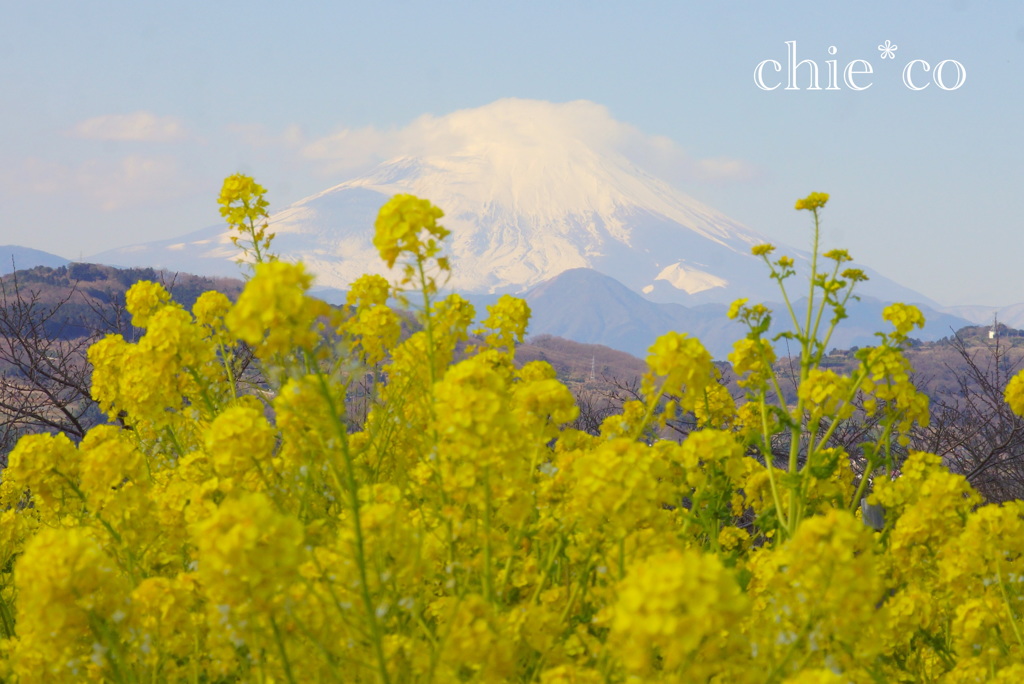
[1,264,243,340]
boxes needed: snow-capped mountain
[89,99,935,308]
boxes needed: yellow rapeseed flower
[1007,371,1024,417]
[373,194,449,269]
[225,260,329,357]
[794,191,830,210]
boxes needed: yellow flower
[373,194,449,269]
[87,333,130,417]
[129,575,201,668]
[348,305,402,365]
[1005,371,1024,417]
[513,376,579,430]
[11,527,128,679]
[782,670,846,683]
[11,178,1008,683]
[218,173,274,263]
[841,267,868,282]
[432,293,476,343]
[794,191,829,210]
[78,425,146,515]
[645,331,714,411]
[205,401,276,480]
[822,248,852,263]
[90,303,218,433]
[5,432,80,516]
[798,368,854,421]
[125,280,174,328]
[218,173,267,214]
[346,273,392,309]
[718,525,750,551]
[478,294,531,352]
[882,302,926,339]
[192,290,232,331]
[539,665,604,684]
[749,510,885,671]
[727,298,748,320]
[602,548,747,675]
[694,380,737,428]
[225,260,329,357]
[432,595,513,678]
[191,492,304,611]
[729,337,776,389]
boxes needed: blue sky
[2,1,1022,306]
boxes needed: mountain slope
[1,246,69,275]
[523,268,969,359]
[88,99,937,309]
[940,303,1024,329]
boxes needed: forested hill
[0,263,244,340]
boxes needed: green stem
[269,613,298,684]
[313,370,392,684]
[482,466,494,604]
[246,212,265,265]
[528,536,566,605]
[810,369,871,456]
[763,255,802,335]
[631,380,667,443]
[803,207,821,350]
[997,561,1024,650]
[416,255,437,387]
[807,259,843,364]
[218,339,238,400]
[0,594,14,639]
[758,393,789,535]
[816,262,855,357]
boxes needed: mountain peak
[88,99,936,310]
[251,99,771,296]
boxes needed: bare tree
[570,385,621,435]
[0,270,100,458]
[0,262,258,460]
[911,328,1024,502]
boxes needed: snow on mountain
[89,98,938,308]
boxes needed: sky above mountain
[2,1,1021,306]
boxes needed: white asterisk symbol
[878,40,898,59]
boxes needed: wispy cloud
[6,155,192,210]
[71,111,188,142]
[298,98,759,185]
[77,156,190,210]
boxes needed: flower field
[2,179,1024,682]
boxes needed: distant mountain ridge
[940,303,1024,330]
[0,254,976,361]
[522,268,970,359]
[1,246,69,275]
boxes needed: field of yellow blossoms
[3,178,1024,682]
